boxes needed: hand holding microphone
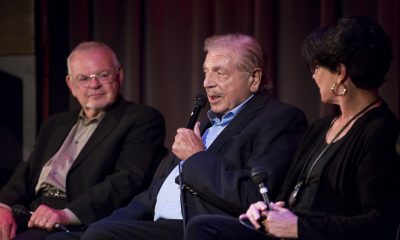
[172,94,207,160]
[12,204,70,232]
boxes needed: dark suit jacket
[0,96,166,224]
[106,92,308,222]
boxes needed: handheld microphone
[12,204,70,232]
[250,167,271,210]
[186,93,207,129]
[238,167,271,233]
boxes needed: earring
[331,83,347,96]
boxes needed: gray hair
[203,33,269,89]
[67,41,120,74]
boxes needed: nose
[88,76,101,88]
[203,73,216,88]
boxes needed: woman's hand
[239,201,268,230]
[263,201,298,239]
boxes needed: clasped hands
[239,201,299,239]
[172,122,205,161]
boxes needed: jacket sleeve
[0,112,73,207]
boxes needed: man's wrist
[61,208,81,225]
[0,203,12,211]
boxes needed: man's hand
[0,207,17,240]
[172,122,205,160]
[28,204,69,231]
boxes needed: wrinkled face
[66,48,123,115]
[312,66,338,104]
[203,49,260,116]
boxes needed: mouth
[207,94,222,104]
[89,90,106,95]
[88,92,106,98]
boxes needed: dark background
[0,0,399,187]
[39,0,399,147]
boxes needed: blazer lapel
[31,111,78,186]
[205,92,270,155]
[69,98,127,171]
[42,113,78,166]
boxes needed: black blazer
[106,92,308,221]
[0,96,166,224]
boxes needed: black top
[278,103,400,240]
[291,138,343,212]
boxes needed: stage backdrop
[36,0,399,148]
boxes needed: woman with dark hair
[183,16,400,240]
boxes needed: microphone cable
[178,93,207,234]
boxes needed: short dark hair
[301,16,392,89]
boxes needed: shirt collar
[78,110,106,125]
[207,95,254,126]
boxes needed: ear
[335,63,348,84]
[66,75,77,97]
[116,66,124,86]
[249,68,262,93]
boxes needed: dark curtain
[39,0,400,147]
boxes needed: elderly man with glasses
[0,42,166,240]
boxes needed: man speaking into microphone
[48,33,308,240]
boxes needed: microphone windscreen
[193,93,207,108]
[187,93,208,129]
[250,167,268,185]
[12,204,31,217]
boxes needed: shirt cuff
[62,208,81,225]
[0,203,12,211]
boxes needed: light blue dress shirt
[202,95,253,148]
[153,95,254,221]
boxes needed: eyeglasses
[73,70,115,87]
